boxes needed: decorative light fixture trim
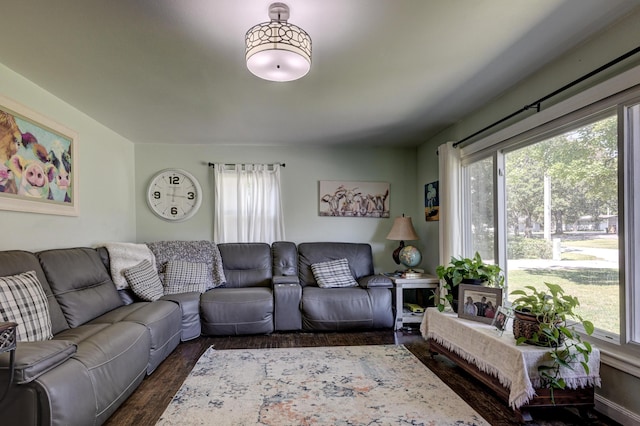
[245,2,312,82]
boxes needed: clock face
[146,169,202,222]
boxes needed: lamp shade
[386,216,419,241]
[245,3,312,82]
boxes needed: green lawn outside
[560,253,597,261]
[562,238,619,250]
[507,268,619,335]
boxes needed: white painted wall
[135,143,419,273]
[0,63,136,251]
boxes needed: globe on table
[399,245,422,269]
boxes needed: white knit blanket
[420,308,601,409]
[103,242,157,290]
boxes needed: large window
[465,157,494,262]
[503,116,619,337]
[459,72,640,359]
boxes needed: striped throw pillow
[310,258,358,288]
[123,260,164,301]
[0,271,53,342]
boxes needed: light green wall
[0,63,136,251]
[417,8,640,421]
[415,145,440,275]
[2,5,639,420]
[134,143,418,273]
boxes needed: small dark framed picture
[492,306,512,336]
[457,284,503,324]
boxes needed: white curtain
[438,142,463,267]
[213,164,285,244]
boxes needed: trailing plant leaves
[515,336,528,345]
[509,281,595,392]
[583,320,595,335]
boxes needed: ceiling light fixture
[245,2,312,82]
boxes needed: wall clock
[146,168,202,222]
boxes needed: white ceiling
[0,0,638,147]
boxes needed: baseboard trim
[595,394,640,426]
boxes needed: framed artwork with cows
[319,180,390,218]
[0,94,78,216]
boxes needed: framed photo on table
[457,284,503,324]
[492,306,512,336]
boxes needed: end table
[0,322,17,402]
[389,274,438,330]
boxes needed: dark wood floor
[104,329,619,426]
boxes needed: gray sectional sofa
[0,241,393,426]
[0,248,182,426]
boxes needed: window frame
[457,64,640,378]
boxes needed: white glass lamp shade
[245,17,311,82]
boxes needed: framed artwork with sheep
[319,180,389,218]
[0,94,78,216]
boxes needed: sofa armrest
[358,274,393,288]
[160,292,202,341]
[273,282,302,331]
[272,275,300,285]
[0,340,76,384]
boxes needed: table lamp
[386,214,419,265]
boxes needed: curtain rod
[453,45,640,148]
[207,162,285,168]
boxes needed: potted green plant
[435,252,504,312]
[510,282,595,394]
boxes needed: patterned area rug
[157,345,489,426]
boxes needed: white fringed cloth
[420,308,601,409]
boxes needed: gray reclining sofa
[0,248,182,426]
[0,241,393,425]
[141,241,394,335]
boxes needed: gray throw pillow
[310,258,358,288]
[123,260,164,301]
[164,261,209,295]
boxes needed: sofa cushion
[123,260,164,301]
[310,258,358,288]
[217,243,273,288]
[0,250,69,335]
[64,321,150,423]
[147,240,226,290]
[89,302,182,374]
[301,286,374,331]
[200,287,274,335]
[297,243,375,287]
[163,261,208,294]
[37,248,123,327]
[0,271,53,341]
